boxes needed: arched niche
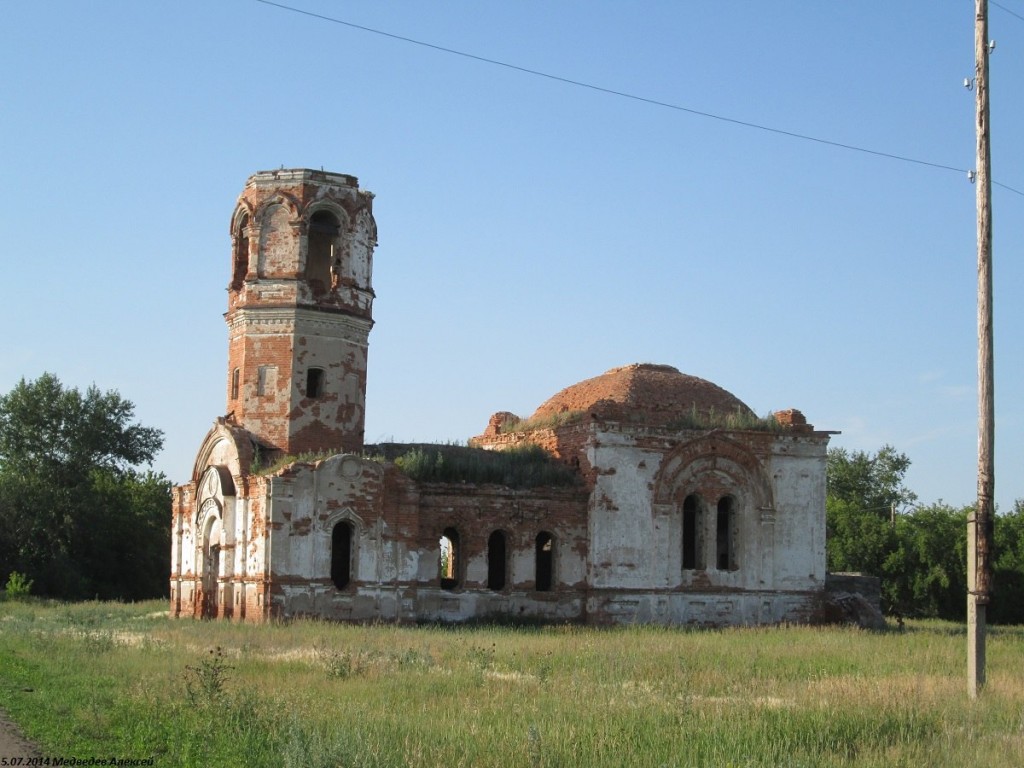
[257,202,295,278]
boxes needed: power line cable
[993,2,1024,23]
[255,0,1023,198]
[990,2,1024,195]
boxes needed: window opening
[717,496,736,570]
[231,213,249,289]
[440,527,459,590]
[683,494,702,570]
[535,531,554,592]
[231,368,240,400]
[306,368,324,398]
[487,531,507,591]
[307,210,340,292]
[331,521,353,589]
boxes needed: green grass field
[1,599,1022,767]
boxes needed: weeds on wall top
[251,442,578,488]
[252,449,343,476]
[665,406,786,433]
[497,410,586,434]
[365,443,579,489]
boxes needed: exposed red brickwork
[471,424,597,487]
[482,411,518,438]
[773,408,813,432]
[531,363,753,426]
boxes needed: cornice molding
[226,307,371,339]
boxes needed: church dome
[530,363,753,428]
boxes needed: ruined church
[170,169,840,626]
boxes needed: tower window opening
[231,368,240,400]
[535,531,554,592]
[717,496,737,571]
[331,521,353,589]
[231,213,249,289]
[306,368,324,398]
[487,530,507,591]
[307,210,340,292]
[440,527,460,590]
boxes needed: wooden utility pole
[968,0,994,700]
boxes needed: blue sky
[1,1,1021,512]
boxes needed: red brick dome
[531,363,753,427]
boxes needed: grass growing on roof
[249,441,579,489]
[496,410,586,434]
[365,442,579,489]
[666,405,787,432]
[252,448,344,475]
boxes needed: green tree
[889,503,969,620]
[827,445,917,517]
[825,445,916,605]
[826,445,1024,622]
[0,373,168,599]
[826,497,898,581]
[991,499,1024,624]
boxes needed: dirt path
[0,709,40,760]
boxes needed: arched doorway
[202,516,222,617]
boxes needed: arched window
[716,496,737,571]
[440,527,460,590]
[535,532,554,592]
[307,210,340,292]
[230,368,240,400]
[487,531,507,591]
[331,521,353,589]
[682,494,703,570]
[231,213,249,289]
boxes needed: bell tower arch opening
[306,209,340,294]
[230,212,250,290]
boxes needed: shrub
[3,571,33,600]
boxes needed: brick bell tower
[225,169,377,457]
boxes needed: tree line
[0,373,170,600]
[827,445,1024,624]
